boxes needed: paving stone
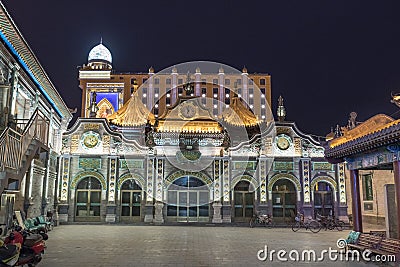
[38,225,382,267]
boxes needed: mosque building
[57,42,349,224]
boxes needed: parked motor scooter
[0,228,20,267]
[2,225,46,266]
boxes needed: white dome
[88,43,112,63]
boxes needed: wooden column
[392,161,400,238]
[350,169,363,232]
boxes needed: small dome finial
[242,66,248,73]
[88,41,112,66]
[100,37,103,44]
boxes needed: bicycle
[316,214,344,231]
[249,213,274,228]
[328,216,344,231]
[291,212,321,233]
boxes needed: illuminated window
[131,78,137,84]
[213,99,218,115]
[213,88,218,98]
[154,88,159,98]
[261,88,265,98]
[142,88,147,104]
[261,98,266,116]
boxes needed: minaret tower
[79,40,113,117]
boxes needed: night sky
[3,0,400,137]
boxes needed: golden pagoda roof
[221,97,260,127]
[107,94,155,127]
[329,114,396,148]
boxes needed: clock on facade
[179,102,197,119]
[81,131,100,149]
[276,134,291,150]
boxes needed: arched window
[234,180,254,220]
[120,180,142,220]
[272,179,297,222]
[75,177,102,220]
[314,181,334,217]
[167,176,209,222]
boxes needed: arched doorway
[314,181,334,217]
[120,179,142,222]
[166,176,209,222]
[272,179,297,223]
[75,177,102,222]
[233,180,254,221]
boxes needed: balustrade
[0,108,49,172]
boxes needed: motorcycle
[249,213,273,228]
[0,224,47,267]
[0,228,20,267]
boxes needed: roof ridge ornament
[184,71,193,95]
[277,95,286,122]
[88,92,99,118]
[391,92,400,108]
[347,111,357,129]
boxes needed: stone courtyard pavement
[39,225,385,267]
